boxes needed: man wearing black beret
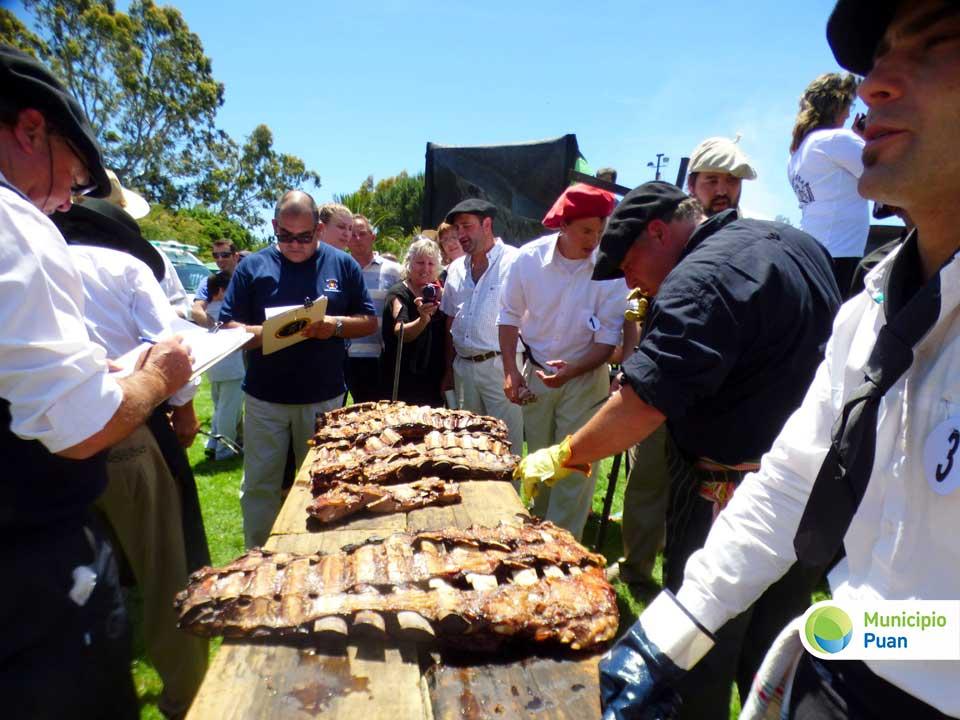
[517,179,841,718]
[0,45,193,717]
[528,1,960,718]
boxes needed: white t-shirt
[788,128,869,259]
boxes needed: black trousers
[789,653,952,720]
[663,439,824,720]
[346,356,386,403]
[0,518,138,720]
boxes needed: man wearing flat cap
[497,184,626,540]
[686,135,757,217]
[551,1,960,718]
[0,45,193,717]
[517,180,840,718]
[439,198,524,454]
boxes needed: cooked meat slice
[306,478,460,524]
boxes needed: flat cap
[444,198,497,223]
[53,198,165,282]
[592,181,688,281]
[826,0,900,75]
[688,137,757,180]
[0,45,110,198]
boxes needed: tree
[2,1,319,232]
[190,124,320,231]
[139,204,258,257]
[337,171,425,254]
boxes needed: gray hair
[402,237,442,280]
[275,190,318,223]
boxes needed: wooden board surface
[187,448,605,720]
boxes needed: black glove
[600,592,715,720]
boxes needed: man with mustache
[686,136,757,217]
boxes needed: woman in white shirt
[787,73,867,297]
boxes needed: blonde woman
[787,72,867,295]
[382,238,446,406]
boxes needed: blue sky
[15,0,870,227]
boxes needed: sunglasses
[212,251,235,259]
[51,131,99,197]
[275,231,316,244]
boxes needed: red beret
[542,183,617,228]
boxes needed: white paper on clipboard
[261,296,328,355]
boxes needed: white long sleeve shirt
[497,233,627,364]
[0,178,122,453]
[675,242,960,716]
[440,239,518,356]
[68,244,198,407]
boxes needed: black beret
[444,198,497,224]
[826,0,900,75]
[0,45,111,198]
[52,198,165,282]
[592,181,688,281]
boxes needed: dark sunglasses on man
[211,251,235,259]
[275,230,316,244]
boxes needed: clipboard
[261,296,328,355]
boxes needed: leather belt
[694,458,761,473]
[459,350,501,363]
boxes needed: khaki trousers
[240,393,344,548]
[98,425,208,719]
[524,363,609,541]
[619,424,670,582]
[453,353,525,455]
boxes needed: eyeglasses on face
[50,131,99,197]
[212,251,235,259]
[275,231,316,244]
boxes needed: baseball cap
[592,181,688,281]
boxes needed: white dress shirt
[0,179,122,453]
[497,233,627,365]
[68,244,197,407]
[440,239,518,356]
[675,244,960,715]
[350,253,403,359]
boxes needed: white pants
[240,392,343,548]
[524,363,609,541]
[207,378,243,460]
[453,353,524,455]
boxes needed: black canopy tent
[422,134,587,247]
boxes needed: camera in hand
[421,283,440,303]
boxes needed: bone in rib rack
[175,518,618,651]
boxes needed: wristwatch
[333,318,344,338]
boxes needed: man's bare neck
[355,251,374,268]
[911,204,960,280]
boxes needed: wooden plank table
[187,450,604,719]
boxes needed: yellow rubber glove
[514,435,591,502]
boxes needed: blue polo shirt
[220,244,375,404]
[621,210,841,464]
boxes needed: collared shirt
[0,175,122,453]
[68,244,198,407]
[677,235,960,716]
[621,210,840,464]
[220,243,375,404]
[440,238,518,356]
[497,232,627,364]
[349,253,403,359]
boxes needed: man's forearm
[337,314,378,339]
[191,301,212,328]
[566,384,666,468]
[57,369,169,459]
[498,325,521,374]
[224,320,262,349]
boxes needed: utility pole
[647,153,670,181]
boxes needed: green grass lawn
[131,380,745,718]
